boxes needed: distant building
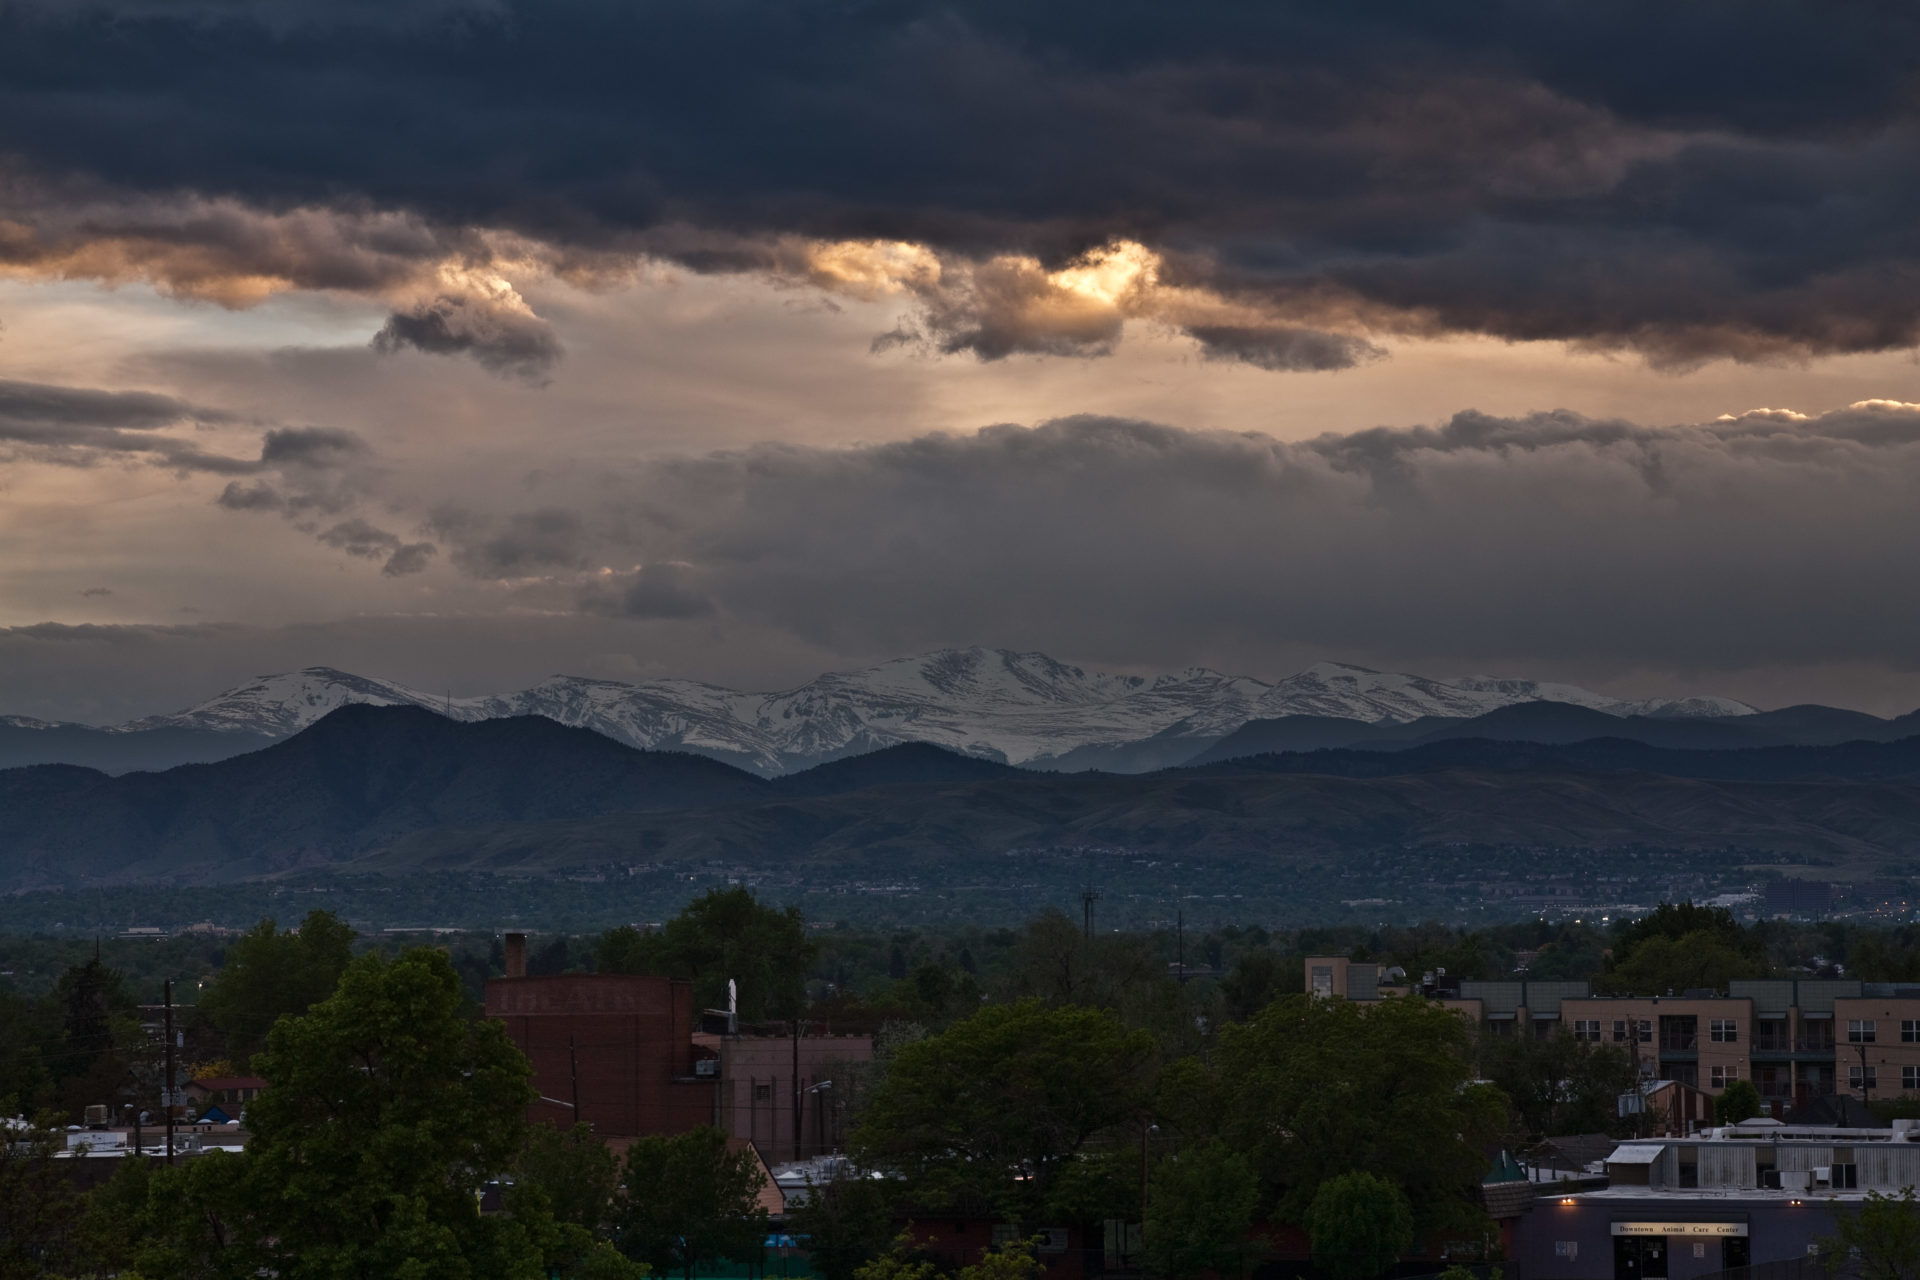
[1306,958,1920,1111]
[1763,879,1832,918]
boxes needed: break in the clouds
[2,2,1920,374]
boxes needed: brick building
[485,934,716,1136]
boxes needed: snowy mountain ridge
[92,649,1756,774]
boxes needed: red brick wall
[487,974,715,1137]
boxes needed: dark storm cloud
[371,295,562,382]
[579,564,716,621]
[315,519,435,576]
[0,377,257,473]
[426,505,588,578]
[258,427,369,466]
[0,373,424,572]
[3,3,1920,366]
[1186,326,1387,373]
[427,404,1920,674]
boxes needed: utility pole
[1176,903,1185,982]
[569,1033,581,1125]
[791,1018,803,1161]
[1081,883,1101,940]
[163,979,175,1167]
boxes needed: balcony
[1660,1031,1698,1053]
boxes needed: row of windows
[1847,1065,1920,1090]
[1846,1020,1920,1043]
[1562,1017,1920,1044]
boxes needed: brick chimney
[504,931,528,979]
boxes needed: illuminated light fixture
[1561,1198,1576,1205]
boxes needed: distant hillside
[0,705,765,890]
[1191,735,1920,783]
[770,741,1027,797]
[1189,701,1920,766]
[366,764,1920,877]
[0,723,278,775]
[16,705,1920,893]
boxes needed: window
[1574,1019,1602,1042]
[1660,1015,1698,1052]
[1613,1019,1630,1042]
[1310,966,1334,998]
[752,1083,772,1101]
[1639,1019,1654,1043]
[1712,1065,1741,1088]
[1904,1066,1919,1091]
[1833,1148,1858,1189]
[1904,1020,1920,1043]
[1711,1019,1739,1043]
[1849,1064,1878,1090]
[1850,1019,1878,1043]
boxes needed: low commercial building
[1513,1120,1920,1280]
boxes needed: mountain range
[8,703,1920,894]
[0,648,1787,777]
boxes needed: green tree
[0,987,51,1115]
[1817,1188,1920,1280]
[124,947,552,1279]
[197,909,355,1068]
[1596,932,1756,996]
[851,998,1156,1224]
[1143,1139,1264,1279]
[597,888,815,1021]
[616,1126,768,1279]
[46,954,139,1117]
[1307,1172,1414,1280]
[1211,995,1505,1240]
[787,1163,898,1280]
[0,1114,80,1280]
[1479,1030,1639,1137]
[1599,903,1766,995]
[855,1236,1041,1280]
[518,1122,622,1230]
[1218,950,1299,1023]
[1714,1079,1765,1125]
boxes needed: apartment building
[1305,958,1920,1107]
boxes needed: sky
[4,0,1920,723]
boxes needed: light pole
[1140,1121,1159,1263]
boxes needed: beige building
[1305,959,1920,1109]
[692,1027,873,1164]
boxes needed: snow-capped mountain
[1450,675,1754,720]
[96,649,1757,774]
[117,668,451,736]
